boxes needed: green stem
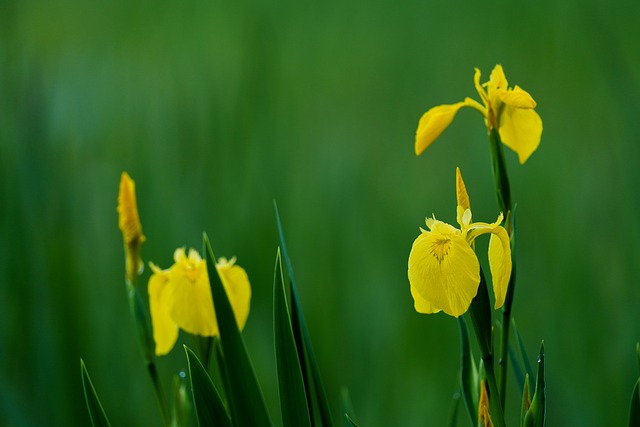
[488,128,516,411]
[126,281,171,427]
[468,269,506,427]
[488,129,512,218]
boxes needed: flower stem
[126,280,171,427]
[468,269,506,427]
[488,128,516,411]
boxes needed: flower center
[430,237,451,264]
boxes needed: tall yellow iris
[415,65,542,164]
[408,168,512,317]
[148,248,251,355]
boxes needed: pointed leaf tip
[80,359,112,427]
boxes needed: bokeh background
[2,0,640,425]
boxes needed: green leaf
[80,359,111,427]
[345,414,360,427]
[203,233,272,427]
[446,388,461,427]
[512,318,534,396]
[629,379,640,427]
[184,345,231,427]
[523,342,546,427]
[509,344,526,393]
[170,370,192,427]
[274,201,335,427]
[274,248,312,427]
[341,387,359,427]
[457,317,478,426]
[468,267,493,360]
[520,374,531,427]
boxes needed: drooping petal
[496,85,536,109]
[488,226,512,309]
[408,225,480,317]
[410,283,440,314]
[498,107,543,164]
[148,269,179,356]
[415,102,468,155]
[216,258,252,331]
[166,252,218,337]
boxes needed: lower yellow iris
[408,168,511,317]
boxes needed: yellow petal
[148,270,179,356]
[410,284,440,314]
[415,102,468,155]
[117,172,145,245]
[166,252,218,337]
[473,68,488,106]
[455,167,471,212]
[488,64,508,93]
[496,85,536,109]
[478,380,494,427]
[488,226,512,309]
[498,107,543,164]
[408,224,480,317]
[117,172,146,281]
[216,258,252,331]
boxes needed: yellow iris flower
[408,168,511,317]
[415,65,542,164]
[117,172,146,282]
[148,248,251,356]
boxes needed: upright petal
[415,102,468,155]
[117,172,145,281]
[488,226,512,309]
[216,258,252,331]
[498,107,543,164]
[456,167,471,212]
[410,284,440,314]
[478,380,494,427]
[148,270,179,356]
[408,226,480,317]
[117,172,144,245]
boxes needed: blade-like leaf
[523,342,546,427]
[184,345,231,427]
[458,317,478,426]
[509,344,526,392]
[274,249,312,427]
[629,379,640,427]
[341,387,358,427]
[80,359,111,427]
[513,318,534,396]
[170,370,192,427]
[345,414,360,427]
[520,374,531,427]
[447,388,461,427]
[203,233,272,427]
[274,201,334,426]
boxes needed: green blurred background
[1,0,639,425]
